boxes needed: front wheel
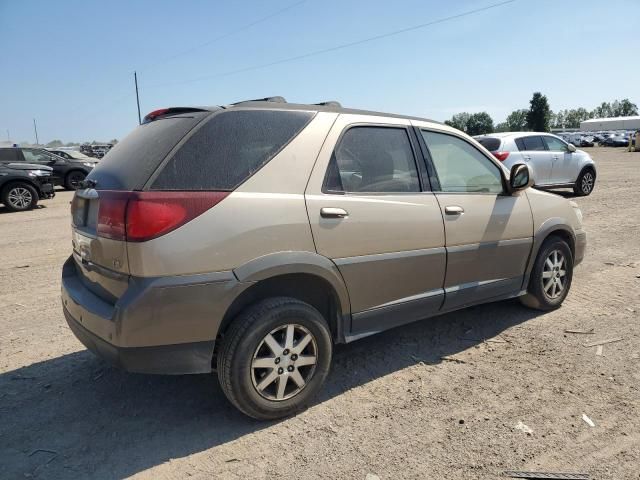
[2,182,38,212]
[217,297,333,420]
[520,237,574,311]
[64,171,86,190]
[574,169,595,196]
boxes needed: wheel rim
[251,324,318,401]
[542,249,567,299]
[581,172,594,194]
[7,187,32,209]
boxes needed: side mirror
[567,143,577,152]
[508,163,534,194]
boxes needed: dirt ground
[1,147,638,480]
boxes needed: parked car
[0,161,55,211]
[0,147,96,189]
[48,149,97,162]
[603,134,630,147]
[62,99,586,419]
[579,136,595,147]
[474,132,596,196]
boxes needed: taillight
[96,191,229,242]
[492,151,510,162]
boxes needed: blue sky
[1,0,638,143]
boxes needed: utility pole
[33,119,39,145]
[6,129,9,141]
[134,71,142,125]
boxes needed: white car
[474,132,596,196]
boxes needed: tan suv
[61,98,586,419]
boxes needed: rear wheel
[520,237,573,310]
[217,297,332,420]
[573,168,595,196]
[64,171,86,190]
[2,182,38,212]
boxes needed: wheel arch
[522,221,576,290]
[219,252,352,348]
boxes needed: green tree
[108,138,119,145]
[495,122,509,133]
[466,112,494,135]
[505,109,528,131]
[564,108,591,128]
[591,102,613,119]
[612,99,638,117]
[444,112,471,132]
[526,92,551,132]
[46,139,63,148]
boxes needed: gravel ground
[0,147,638,480]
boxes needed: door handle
[444,205,464,215]
[523,155,531,161]
[320,207,349,218]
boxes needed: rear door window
[518,136,546,151]
[0,148,20,162]
[151,110,314,190]
[324,126,420,193]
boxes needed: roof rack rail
[314,101,342,107]
[232,96,287,105]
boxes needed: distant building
[580,116,640,131]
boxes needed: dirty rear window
[151,110,314,191]
[86,112,211,190]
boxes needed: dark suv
[0,162,55,211]
[0,147,97,190]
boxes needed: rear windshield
[151,109,314,191]
[86,111,212,190]
[475,137,501,152]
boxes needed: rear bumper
[64,306,215,374]
[61,255,246,374]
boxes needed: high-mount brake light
[96,191,229,242]
[492,151,510,162]
[142,108,170,123]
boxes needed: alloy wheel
[251,324,318,401]
[542,249,567,299]
[581,172,594,194]
[7,187,33,210]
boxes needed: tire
[520,236,573,311]
[64,171,86,190]
[2,182,39,212]
[573,168,595,196]
[217,297,333,420]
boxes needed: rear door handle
[320,207,349,218]
[523,155,531,161]
[444,205,464,215]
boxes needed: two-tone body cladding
[61,98,586,419]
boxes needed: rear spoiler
[142,107,211,124]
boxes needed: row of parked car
[557,130,636,148]
[0,146,97,211]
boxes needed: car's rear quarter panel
[126,111,338,277]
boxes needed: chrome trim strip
[371,288,443,310]
[334,246,446,265]
[447,237,532,252]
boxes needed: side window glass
[0,148,20,162]
[325,126,420,193]
[515,138,525,151]
[543,136,569,152]
[421,130,503,194]
[520,136,546,151]
[22,149,51,163]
